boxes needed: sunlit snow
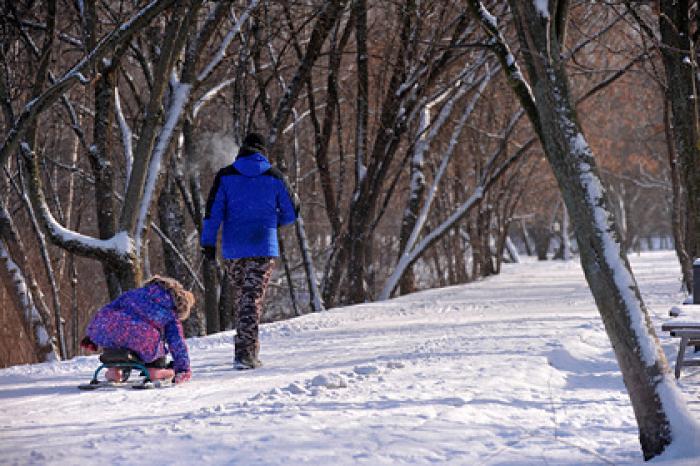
[1,252,698,465]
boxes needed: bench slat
[669,330,700,338]
[661,321,700,331]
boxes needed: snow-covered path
[1,252,698,465]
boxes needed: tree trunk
[218,267,234,331]
[399,108,428,295]
[659,1,700,287]
[0,206,59,362]
[295,216,324,312]
[90,63,122,299]
[663,94,692,290]
[158,171,202,336]
[204,258,220,334]
[469,1,696,459]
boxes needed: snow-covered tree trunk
[176,121,206,337]
[378,82,519,301]
[518,219,535,256]
[398,107,429,295]
[296,214,325,313]
[0,206,59,362]
[468,1,698,459]
[503,236,520,264]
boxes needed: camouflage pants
[224,257,275,360]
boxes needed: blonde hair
[144,275,195,321]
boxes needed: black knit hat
[242,132,266,153]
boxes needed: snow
[50,220,133,257]
[381,186,484,300]
[533,0,550,19]
[73,72,90,84]
[193,78,236,119]
[477,2,498,28]
[1,252,699,465]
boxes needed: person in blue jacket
[201,132,299,369]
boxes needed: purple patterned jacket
[86,283,190,374]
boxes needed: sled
[78,349,173,390]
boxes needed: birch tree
[0,204,59,362]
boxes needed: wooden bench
[662,306,700,379]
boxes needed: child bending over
[80,275,194,384]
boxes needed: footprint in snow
[353,364,380,375]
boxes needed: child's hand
[79,336,98,352]
[174,371,191,384]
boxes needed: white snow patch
[533,0,550,18]
[310,374,348,389]
[653,378,700,462]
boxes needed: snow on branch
[193,78,235,119]
[380,186,485,301]
[134,81,192,254]
[114,87,134,188]
[403,64,498,257]
[20,144,134,264]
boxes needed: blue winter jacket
[200,152,299,259]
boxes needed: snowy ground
[1,251,699,465]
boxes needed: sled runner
[78,349,173,390]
